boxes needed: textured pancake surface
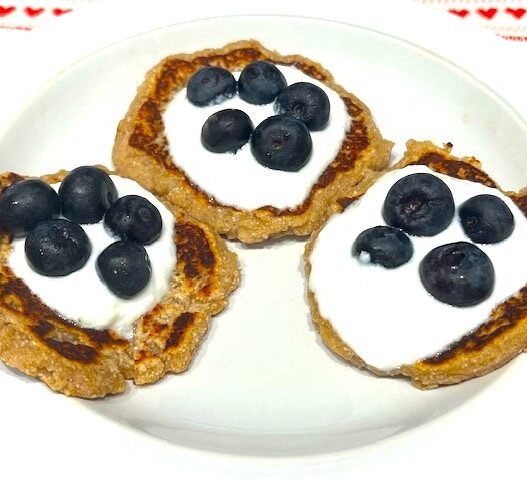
[305,139,527,389]
[0,170,240,398]
[112,40,393,243]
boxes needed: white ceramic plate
[1,1,526,478]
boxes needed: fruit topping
[352,226,413,269]
[382,173,455,236]
[96,240,151,299]
[201,109,253,153]
[0,179,60,237]
[250,114,312,172]
[459,194,514,244]
[105,195,162,245]
[419,241,494,307]
[275,82,330,131]
[25,219,91,277]
[59,166,118,224]
[238,61,287,105]
[187,67,236,107]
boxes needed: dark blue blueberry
[382,173,455,236]
[419,242,494,307]
[275,82,330,131]
[105,195,162,245]
[201,109,253,153]
[187,67,236,107]
[0,179,60,237]
[25,219,91,277]
[59,166,118,224]
[96,240,151,299]
[250,114,312,172]
[238,61,287,105]
[352,226,413,269]
[459,194,514,244]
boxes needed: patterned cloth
[419,0,527,41]
[0,0,525,41]
[0,0,90,31]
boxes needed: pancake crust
[112,40,393,243]
[304,139,527,389]
[0,169,240,398]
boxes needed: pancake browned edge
[112,40,393,243]
[304,139,527,389]
[0,169,240,399]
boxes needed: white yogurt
[309,165,527,370]
[8,176,176,339]
[163,66,350,210]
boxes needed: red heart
[449,9,469,18]
[505,8,526,20]
[52,7,72,16]
[0,5,15,17]
[24,7,44,17]
[476,8,497,20]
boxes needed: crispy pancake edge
[304,139,527,389]
[112,39,393,243]
[0,169,240,398]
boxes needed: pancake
[0,169,240,398]
[305,140,527,389]
[112,40,393,243]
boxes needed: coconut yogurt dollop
[8,176,176,339]
[163,65,351,210]
[309,165,527,370]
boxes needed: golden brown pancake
[112,40,393,243]
[0,169,240,398]
[304,139,527,389]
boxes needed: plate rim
[1,1,526,477]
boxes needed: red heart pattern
[0,5,15,17]
[0,5,73,20]
[443,2,527,43]
[52,8,72,16]
[24,7,44,18]
[0,2,524,41]
[449,9,469,18]
[505,8,526,20]
[476,8,498,20]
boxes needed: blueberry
[96,240,151,299]
[25,219,91,277]
[382,173,455,236]
[238,61,287,105]
[201,109,253,153]
[187,67,236,107]
[0,179,60,237]
[419,242,494,307]
[105,195,162,245]
[59,166,118,224]
[251,114,312,172]
[275,82,330,131]
[352,226,413,269]
[459,194,514,244]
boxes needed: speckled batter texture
[0,169,240,398]
[304,140,527,389]
[112,40,393,243]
